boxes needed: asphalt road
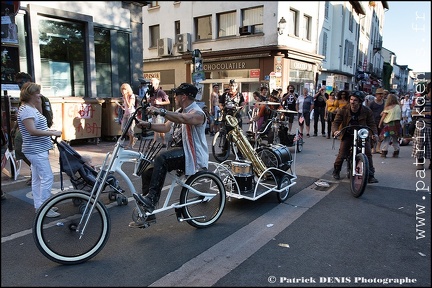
[1,123,431,287]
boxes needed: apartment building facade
[2,0,392,105]
[142,1,388,108]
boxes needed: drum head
[232,160,252,175]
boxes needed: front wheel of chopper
[212,130,230,162]
[296,137,303,152]
[350,153,369,198]
[33,190,111,265]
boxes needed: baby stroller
[53,137,127,205]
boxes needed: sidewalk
[1,139,118,192]
[2,121,430,194]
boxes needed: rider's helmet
[350,90,365,102]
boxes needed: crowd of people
[2,76,430,221]
[243,83,430,179]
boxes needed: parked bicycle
[33,101,226,265]
[1,143,21,181]
[1,94,21,181]
[333,125,372,198]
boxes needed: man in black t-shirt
[219,79,245,128]
[313,87,327,136]
[281,84,298,133]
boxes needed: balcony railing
[373,40,382,53]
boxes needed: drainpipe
[339,6,345,72]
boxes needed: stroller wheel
[108,191,117,201]
[116,195,128,206]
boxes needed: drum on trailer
[231,160,254,194]
[257,144,292,171]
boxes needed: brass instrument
[226,115,267,176]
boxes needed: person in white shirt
[400,94,413,124]
[17,82,62,217]
[210,84,221,135]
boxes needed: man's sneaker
[46,209,61,218]
[133,194,155,213]
[128,214,156,228]
[368,176,379,184]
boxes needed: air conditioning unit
[176,33,191,53]
[239,25,254,35]
[157,38,172,57]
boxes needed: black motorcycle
[212,106,243,162]
[334,125,373,198]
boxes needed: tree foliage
[39,19,84,61]
[382,62,393,90]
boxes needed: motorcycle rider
[281,84,298,133]
[331,91,379,183]
[219,79,245,128]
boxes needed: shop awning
[198,78,260,84]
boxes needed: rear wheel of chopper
[33,190,111,265]
[180,171,226,228]
[350,153,369,198]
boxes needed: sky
[382,1,431,72]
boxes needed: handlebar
[333,125,375,139]
[51,135,61,144]
[120,105,146,141]
[220,105,244,121]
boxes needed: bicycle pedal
[128,220,154,229]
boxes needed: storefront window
[117,31,131,91]
[39,17,85,96]
[94,27,111,97]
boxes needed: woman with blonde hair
[324,91,339,138]
[18,82,62,217]
[378,94,402,158]
[120,83,137,149]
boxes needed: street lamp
[278,17,286,35]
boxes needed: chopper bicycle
[209,115,298,203]
[33,102,226,265]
